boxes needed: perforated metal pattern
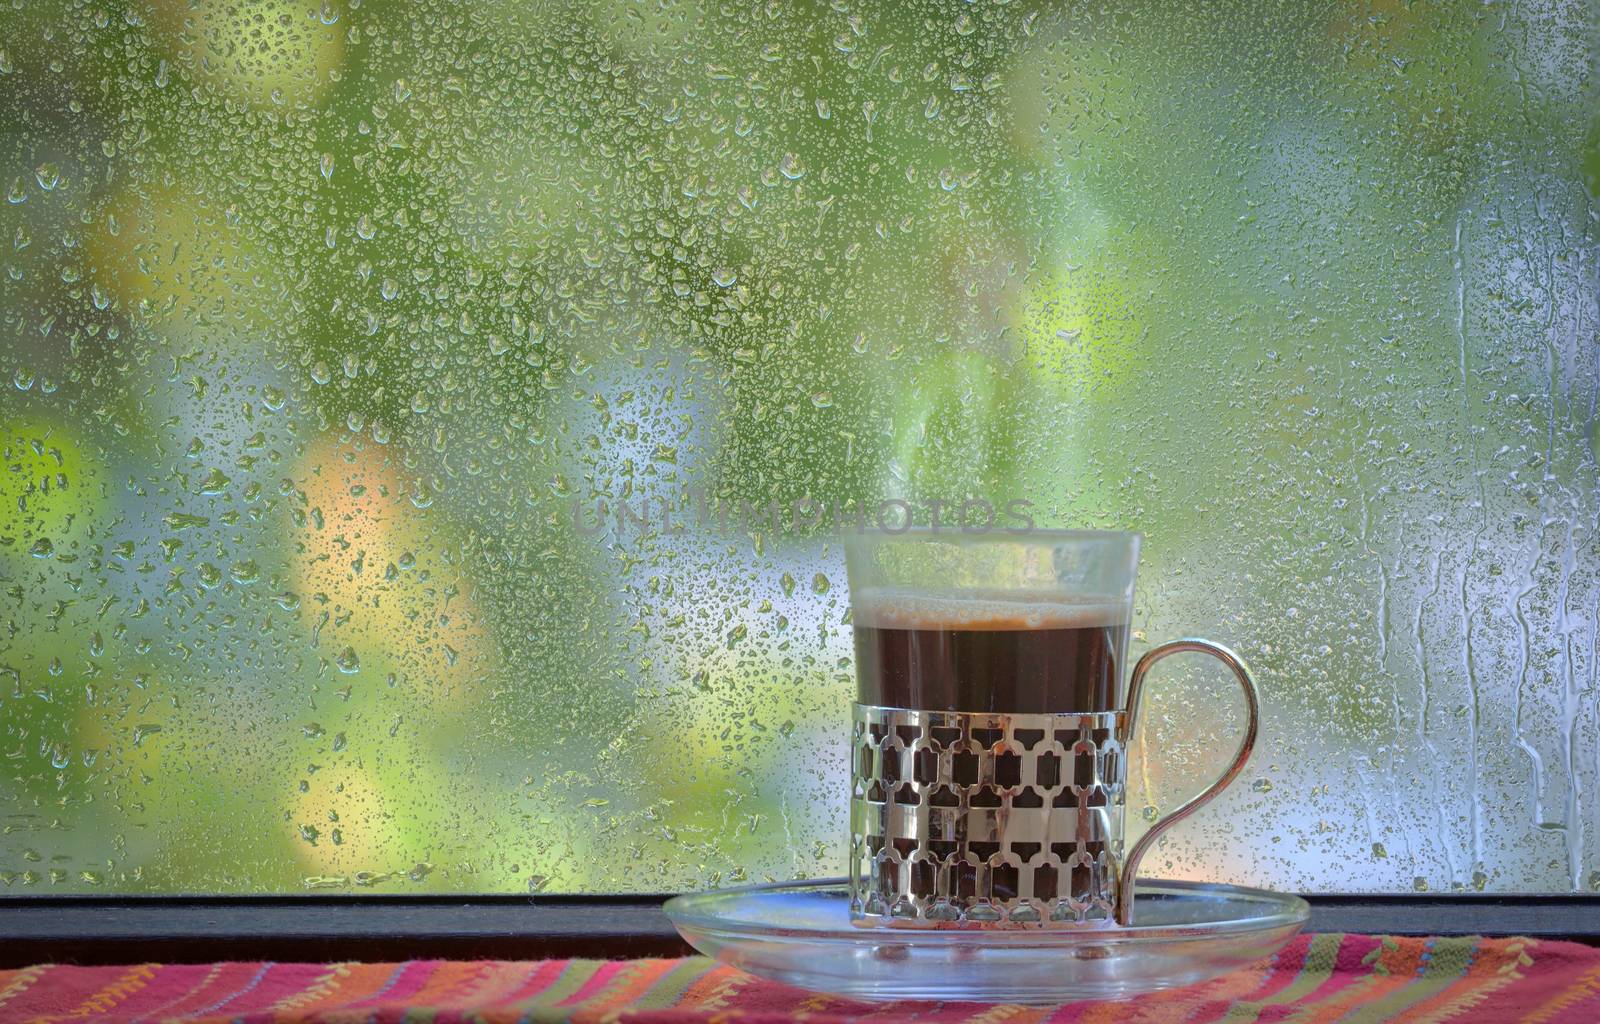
[849,703,1127,927]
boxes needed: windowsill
[2,893,1597,966]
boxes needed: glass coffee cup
[844,529,1258,927]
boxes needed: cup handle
[1114,638,1260,925]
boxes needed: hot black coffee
[852,591,1128,713]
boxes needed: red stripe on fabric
[1375,937,1529,1024]
[181,961,277,1018]
[1041,991,1115,1023]
[1038,999,1089,1023]
[1136,944,1305,1024]
[1282,935,1431,1024]
[397,960,497,1018]
[1521,955,1600,1024]
[1033,941,1303,1024]
[0,965,52,1019]
[669,963,745,1010]
[243,962,362,1016]
[500,958,573,1003]
[7,937,1600,1021]
[338,960,439,1009]
[1445,938,1554,1018]
[573,959,685,1017]
[1235,933,1320,1004]
[558,960,630,1007]
[275,962,407,1017]
[620,1013,863,1024]
[555,964,665,1024]
[1037,993,1124,1022]
[468,960,584,1024]
[122,961,273,1021]
[88,964,220,1022]
[1160,936,1318,1024]
[0,964,122,1019]
[423,961,531,1024]
[1254,933,1387,1024]
[5,964,153,1023]
[128,963,225,1024]
[1541,990,1600,1024]
[670,964,865,1021]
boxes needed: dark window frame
[2,893,1598,966]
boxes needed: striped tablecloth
[2,934,1597,1023]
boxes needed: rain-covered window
[2,1,1596,894]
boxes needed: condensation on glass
[0,1,1595,893]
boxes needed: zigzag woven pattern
[0,935,1597,1022]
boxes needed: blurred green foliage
[0,0,1595,893]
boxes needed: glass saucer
[664,878,1309,1004]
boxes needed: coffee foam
[851,587,1128,630]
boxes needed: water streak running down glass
[0,1,1595,894]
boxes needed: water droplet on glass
[198,468,231,495]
